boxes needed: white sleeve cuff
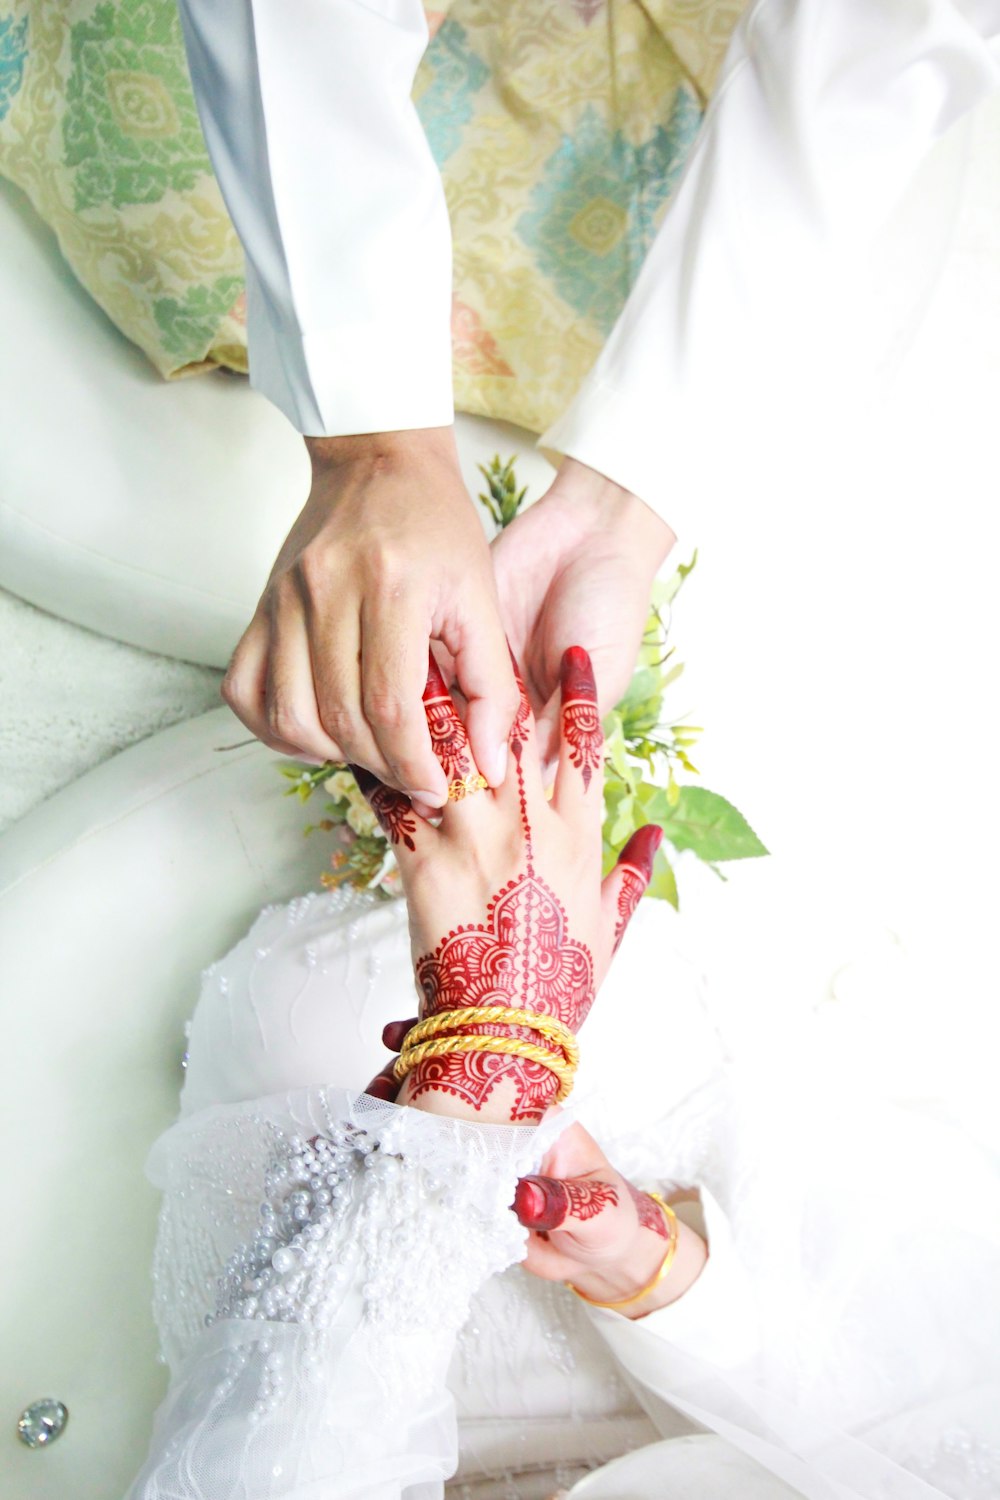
[537,375,691,542]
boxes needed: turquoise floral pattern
[416,19,489,166]
[516,92,703,334]
[0,13,29,124]
[153,274,244,360]
[63,0,210,211]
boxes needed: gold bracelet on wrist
[394,1034,575,1101]
[392,1005,578,1102]
[397,1005,579,1065]
[567,1194,678,1310]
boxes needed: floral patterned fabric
[0,0,747,428]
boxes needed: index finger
[360,594,449,805]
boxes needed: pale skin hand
[358,654,696,1316]
[513,1120,708,1320]
[221,427,518,804]
[359,646,661,1125]
[491,458,676,766]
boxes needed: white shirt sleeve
[537,0,1000,539]
[175,0,455,436]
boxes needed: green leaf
[661,787,768,861]
[653,549,698,607]
[645,847,679,909]
[602,714,635,783]
[634,781,673,822]
[606,793,636,846]
[619,667,660,712]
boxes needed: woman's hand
[358,645,662,1124]
[221,427,518,802]
[513,1121,708,1318]
[491,458,676,767]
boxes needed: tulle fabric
[129,1086,568,1499]
[586,1057,1000,1499]
[127,887,1000,1499]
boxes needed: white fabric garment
[175,0,1000,537]
[124,885,1000,1499]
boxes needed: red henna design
[627,1181,669,1240]
[423,653,471,781]
[508,648,532,763]
[407,740,594,1119]
[408,1050,557,1119]
[514,1175,619,1231]
[414,875,594,1023]
[612,824,664,951]
[408,870,594,1119]
[405,660,596,1121]
[560,646,602,790]
[349,765,417,852]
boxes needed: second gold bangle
[567,1193,679,1310]
[393,1032,576,1102]
[399,1005,579,1066]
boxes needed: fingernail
[348,764,378,799]
[299,755,328,767]
[618,823,664,878]
[410,789,446,807]
[423,651,450,700]
[491,738,509,786]
[560,645,597,702]
[382,1018,417,1051]
[513,1175,568,1231]
[542,757,558,788]
[365,1077,398,1101]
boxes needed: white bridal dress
[123,882,1000,1500]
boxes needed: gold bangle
[398,1005,579,1068]
[567,1194,678,1309]
[393,1033,576,1101]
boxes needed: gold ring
[447,773,488,801]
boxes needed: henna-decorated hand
[357,646,662,1124]
[513,1121,708,1319]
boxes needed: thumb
[513,1174,621,1232]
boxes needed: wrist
[304,424,457,475]
[546,458,675,564]
[400,1073,542,1126]
[621,1219,707,1318]
[570,1207,708,1319]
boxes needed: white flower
[324,770,357,802]
[345,790,380,838]
[368,847,400,892]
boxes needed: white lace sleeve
[124,1087,566,1500]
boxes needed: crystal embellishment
[17,1398,68,1448]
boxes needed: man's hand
[491,458,675,767]
[222,427,517,804]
